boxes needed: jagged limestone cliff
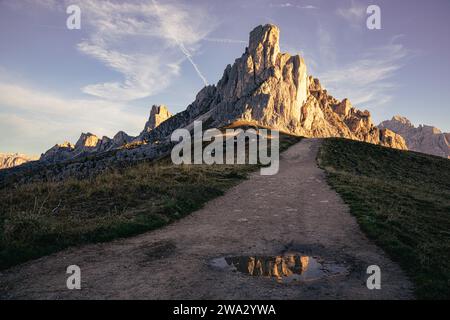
[142,24,407,150]
[0,153,37,170]
[379,116,449,158]
[41,131,133,163]
[28,24,410,176]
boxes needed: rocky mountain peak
[379,128,408,150]
[137,24,407,152]
[57,141,75,149]
[110,131,133,150]
[40,141,75,162]
[421,125,442,135]
[113,131,131,143]
[308,76,323,93]
[143,105,173,133]
[248,24,280,74]
[0,153,38,170]
[379,116,449,158]
[75,133,100,150]
[34,24,421,174]
[391,115,414,127]
[249,24,279,51]
[213,24,309,130]
[335,99,353,117]
[39,129,135,163]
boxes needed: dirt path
[0,139,414,300]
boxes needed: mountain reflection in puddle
[211,255,347,283]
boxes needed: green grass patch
[0,162,254,270]
[318,138,450,300]
[0,130,302,270]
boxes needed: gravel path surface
[0,139,414,299]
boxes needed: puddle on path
[210,254,348,283]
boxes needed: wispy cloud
[150,0,209,86]
[78,42,183,101]
[336,0,366,28]
[204,38,247,44]
[318,38,409,107]
[299,5,319,9]
[269,3,319,9]
[317,25,337,67]
[0,81,144,154]
[65,0,216,100]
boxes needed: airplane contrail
[177,42,208,86]
[151,0,208,86]
[204,38,247,44]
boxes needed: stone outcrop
[209,24,308,132]
[9,24,421,183]
[132,24,405,154]
[37,101,174,164]
[379,128,408,150]
[112,131,133,148]
[140,24,406,151]
[303,77,383,144]
[140,105,173,135]
[40,131,133,163]
[0,153,37,170]
[40,142,75,162]
[335,99,352,117]
[379,116,450,158]
[75,133,101,152]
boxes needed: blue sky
[0,0,449,155]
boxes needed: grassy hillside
[318,138,450,300]
[0,130,301,270]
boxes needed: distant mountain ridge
[39,104,174,164]
[36,24,409,168]
[0,153,37,170]
[378,116,449,159]
[40,130,134,164]
[1,24,447,182]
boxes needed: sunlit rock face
[138,105,174,142]
[40,131,133,163]
[40,142,75,162]
[379,128,408,150]
[34,24,413,172]
[143,105,173,133]
[0,153,37,170]
[75,133,100,152]
[143,24,407,151]
[379,116,450,158]
[297,76,407,149]
[212,24,309,132]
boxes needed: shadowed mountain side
[379,116,449,159]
